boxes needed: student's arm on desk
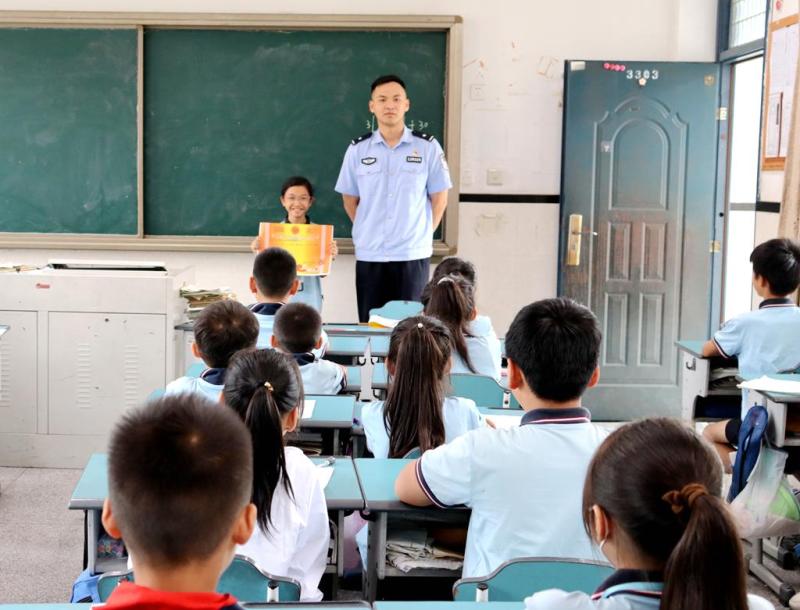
[702,340,721,358]
[395,459,433,506]
[342,195,359,223]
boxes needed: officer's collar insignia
[361,157,377,165]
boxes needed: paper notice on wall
[766,92,783,158]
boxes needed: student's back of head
[384,315,452,457]
[273,302,322,353]
[251,247,298,300]
[194,300,260,368]
[750,237,800,296]
[583,418,747,610]
[106,393,253,569]
[423,274,477,374]
[223,348,303,533]
[505,297,601,402]
[421,257,477,305]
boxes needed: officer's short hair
[371,74,406,93]
[273,302,322,354]
[252,247,297,298]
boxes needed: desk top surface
[354,458,411,511]
[323,323,392,336]
[675,339,706,358]
[302,394,356,428]
[327,335,370,356]
[750,374,800,402]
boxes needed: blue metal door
[561,61,720,419]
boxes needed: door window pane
[729,0,767,48]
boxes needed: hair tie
[417,322,424,330]
[437,276,454,285]
[263,381,274,392]
[662,483,708,515]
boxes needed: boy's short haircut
[433,257,477,285]
[371,74,406,93]
[750,238,800,296]
[194,300,260,368]
[273,302,322,354]
[505,298,601,402]
[108,394,253,568]
[252,247,297,298]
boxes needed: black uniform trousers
[355,258,430,323]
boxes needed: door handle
[567,214,594,266]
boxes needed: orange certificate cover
[257,222,333,276]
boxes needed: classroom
[1,0,800,608]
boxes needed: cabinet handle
[685,358,697,371]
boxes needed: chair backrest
[95,555,301,603]
[369,300,423,321]
[218,555,301,602]
[402,447,422,459]
[96,569,134,602]
[452,557,614,601]
[449,373,506,408]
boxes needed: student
[395,298,609,578]
[424,273,502,381]
[222,348,329,601]
[101,394,256,610]
[165,300,259,402]
[420,255,477,304]
[249,246,327,357]
[361,315,484,459]
[250,176,338,313]
[524,418,772,610]
[272,302,346,395]
[702,238,800,470]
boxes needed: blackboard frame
[0,12,463,255]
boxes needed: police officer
[335,74,452,322]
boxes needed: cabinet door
[48,312,165,435]
[0,311,37,433]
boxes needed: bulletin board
[762,14,799,171]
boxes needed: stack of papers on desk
[179,285,236,319]
[739,376,800,395]
[368,314,399,329]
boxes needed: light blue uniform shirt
[294,354,346,395]
[451,315,503,381]
[335,126,452,262]
[417,408,609,577]
[713,298,800,416]
[165,372,224,403]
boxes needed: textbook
[258,222,333,276]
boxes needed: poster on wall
[762,16,800,170]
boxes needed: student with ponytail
[222,348,329,601]
[524,418,773,610]
[360,315,485,459]
[423,273,502,381]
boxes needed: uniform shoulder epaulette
[411,130,435,142]
[350,132,373,145]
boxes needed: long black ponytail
[424,274,477,373]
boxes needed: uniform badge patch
[361,157,377,165]
[406,156,422,163]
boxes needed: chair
[185,362,205,378]
[368,300,423,321]
[96,555,301,603]
[509,392,522,410]
[449,374,506,408]
[402,447,422,459]
[452,557,613,601]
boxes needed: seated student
[249,247,327,357]
[272,302,347,395]
[361,315,485,459]
[223,348,329,601]
[424,273,502,380]
[165,300,259,402]
[524,418,772,610]
[101,394,256,610]
[420,255,477,305]
[395,298,609,578]
[702,238,800,471]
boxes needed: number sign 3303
[626,68,659,81]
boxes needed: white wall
[0,0,718,328]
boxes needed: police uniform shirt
[361,395,484,459]
[416,408,609,577]
[451,315,503,381]
[712,297,800,416]
[164,368,225,403]
[250,302,328,358]
[236,446,329,601]
[292,352,346,395]
[334,126,452,262]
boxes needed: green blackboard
[0,28,138,234]
[143,29,447,238]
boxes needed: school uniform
[712,297,800,417]
[236,446,329,601]
[292,352,346,395]
[281,215,324,313]
[103,581,244,610]
[249,302,328,358]
[524,569,774,609]
[416,407,609,577]
[360,395,484,459]
[450,315,503,381]
[164,368,225,403]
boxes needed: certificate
[257,222,333,276]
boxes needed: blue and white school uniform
[292,352,346,395]
[164,367,225,403]
[524,569,774,610]
[416,407,609,577]
[360,395,484,459]
[713,297,800,417]
[450,315,502,381]
[250,302,328,358]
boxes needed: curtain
[778,50,800,240]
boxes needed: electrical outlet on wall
[486,168,503,186]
